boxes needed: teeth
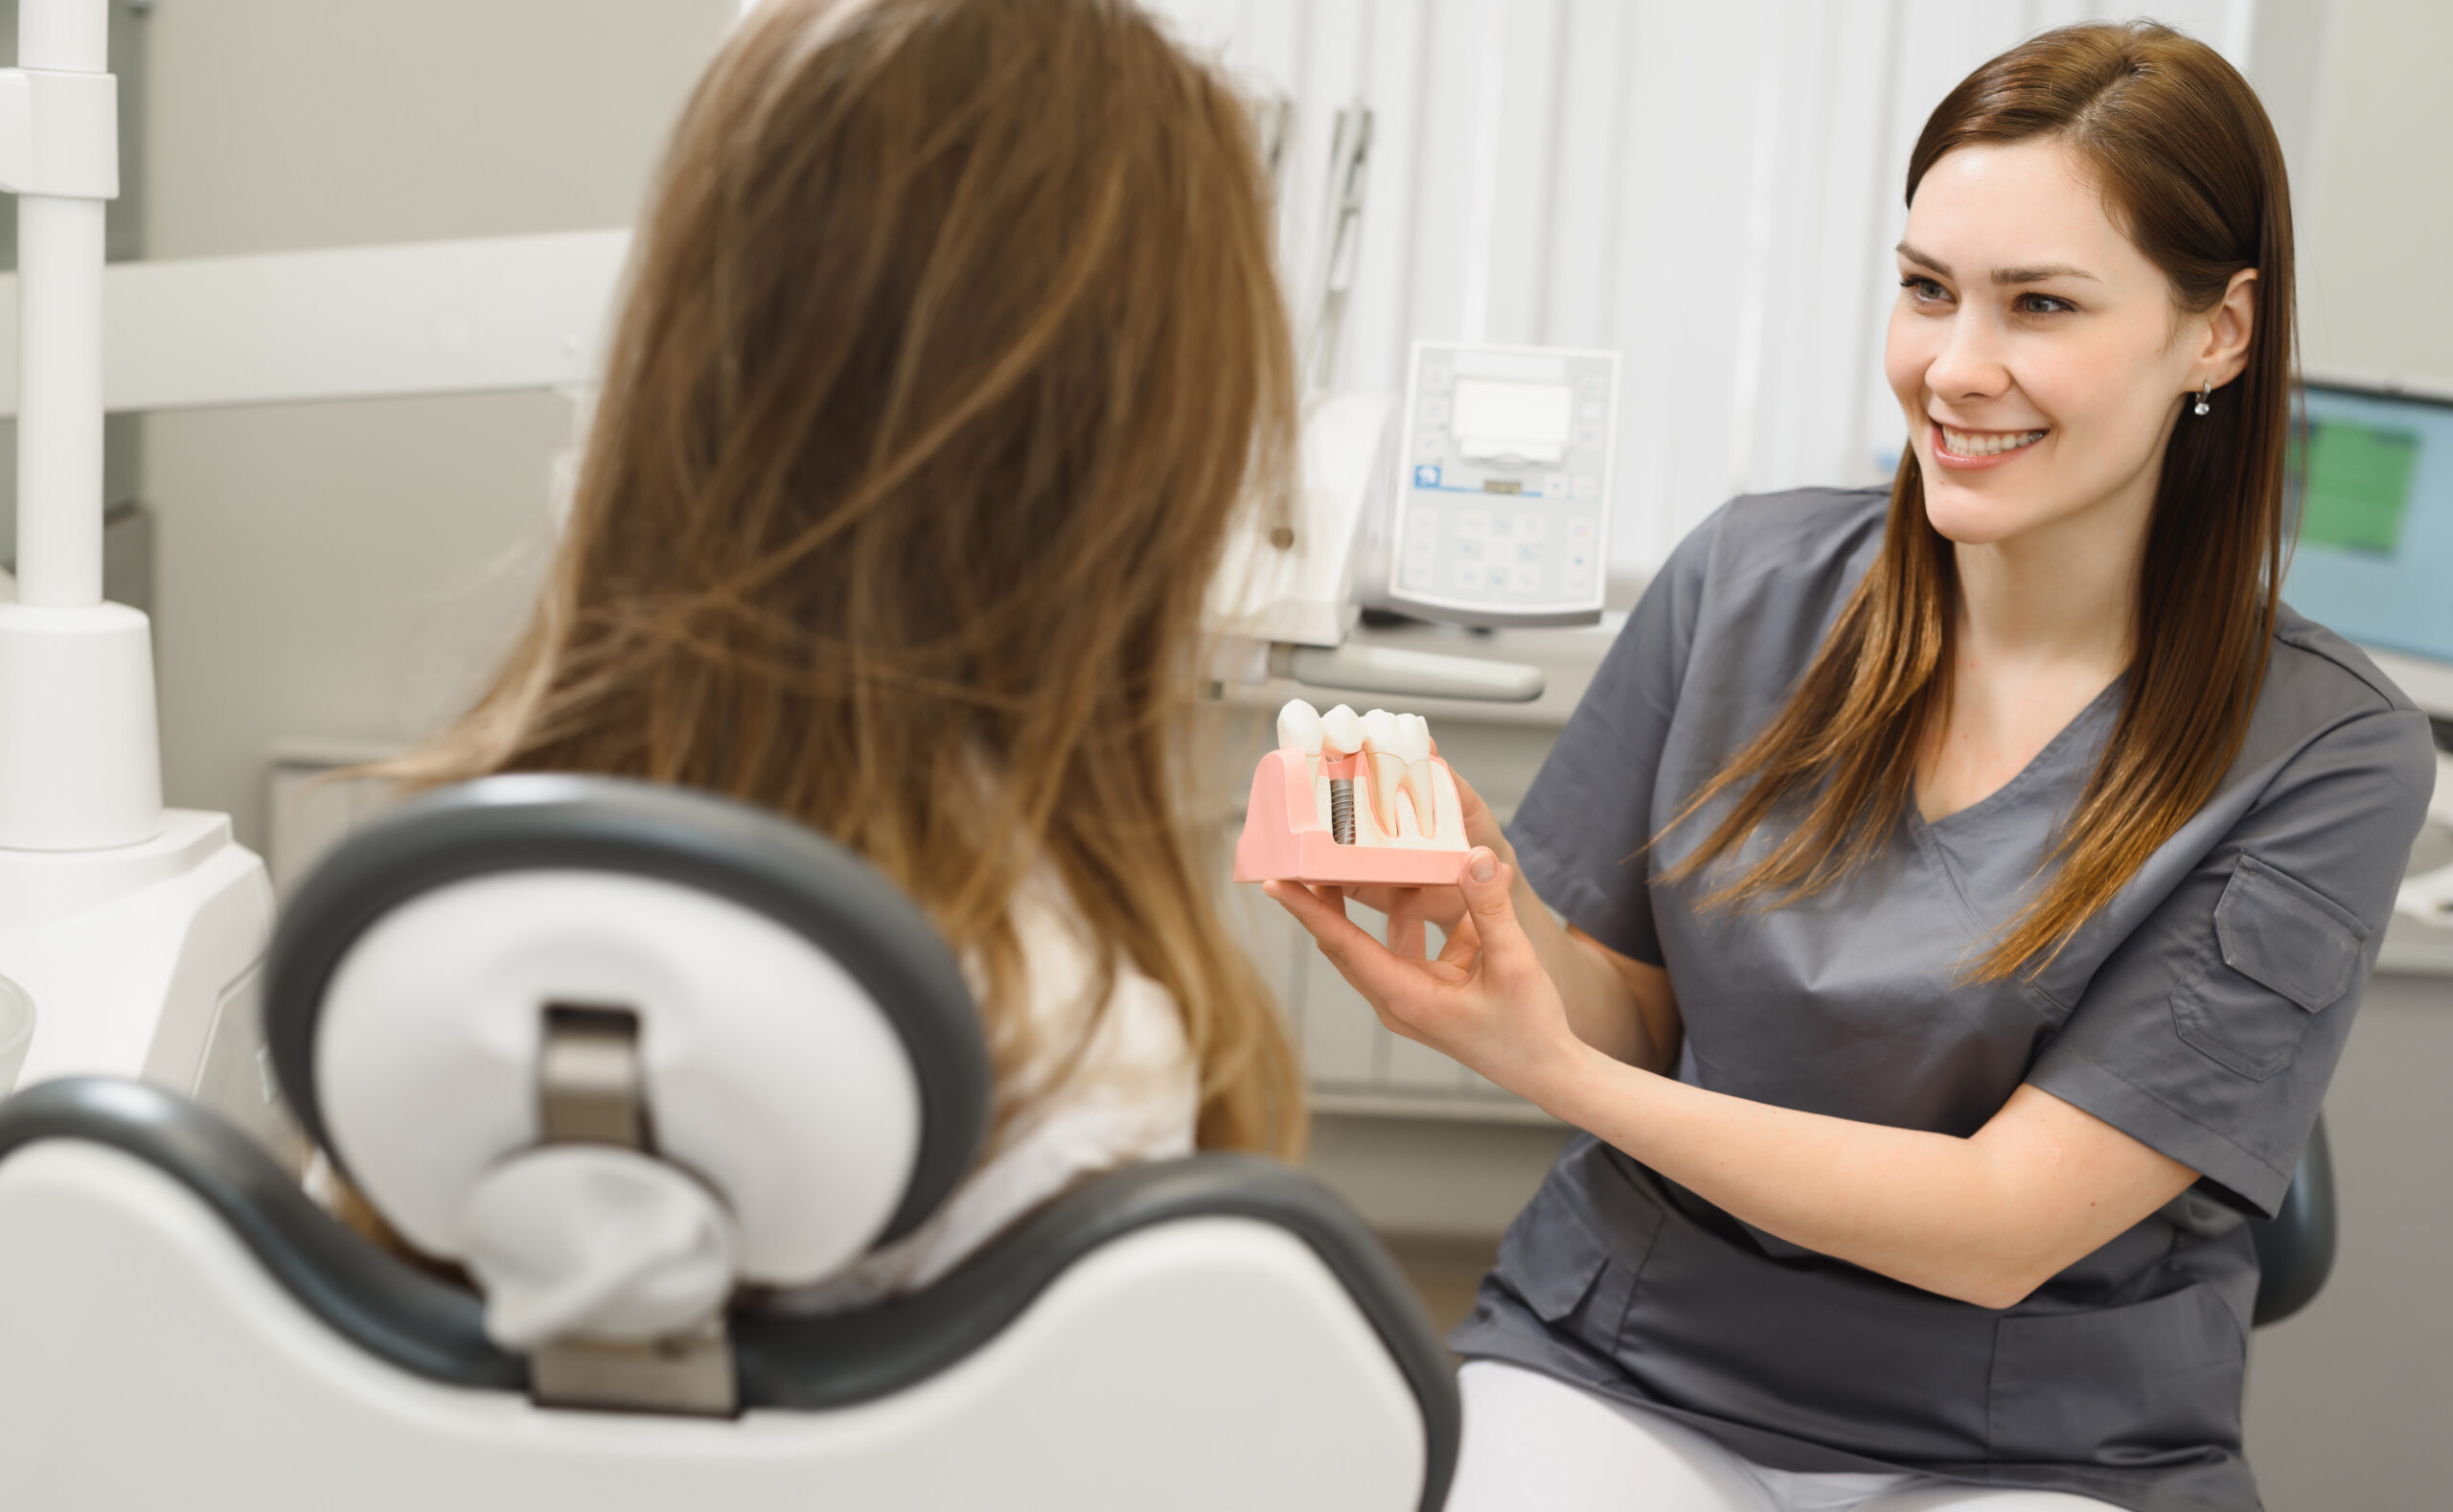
[1394,713,1432,765]
[1360,708,1400,754]
[1940,425,2046,457]
[1276,699,1322,755]
[1318,703,1364,757]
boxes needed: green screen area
[2293,418,2419,554]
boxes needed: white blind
[1149,0,2250,574]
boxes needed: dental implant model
[1233,699,1471,885]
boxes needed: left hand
[1264,847,1587,1103]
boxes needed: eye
[2017,292,2077,315]
[1898,275,1951,306]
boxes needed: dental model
[1234,699,1471,885]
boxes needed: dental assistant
[1268,24,2433,1512]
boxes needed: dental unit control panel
[1234,699,1470,887]
[1381,341,1619,628]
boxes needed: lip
[1927,418,2047,471]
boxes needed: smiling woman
[1265,19,2437,1512]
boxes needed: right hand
[1333,767,1513,930]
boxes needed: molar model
[1234,699,1471,885]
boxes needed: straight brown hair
[1666,22,2294,978]
[378,0,1305,1155]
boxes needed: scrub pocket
[2170,855,2367,1081]
[1987,1284,2245,1464]
[1493,1155,1662,1357]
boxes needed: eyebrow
[1895,242,2102,285]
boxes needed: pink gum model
[1232,747,1468,886]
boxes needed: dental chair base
[0,1079,1456,1512]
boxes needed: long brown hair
[1667,22,2294,979]
[381,0,1304,1155]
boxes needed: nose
[1924,307,2011,406]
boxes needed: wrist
[1520,1033,1613,1120]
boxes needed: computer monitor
[2282,378,2453,726]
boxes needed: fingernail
[1469,848,1497,882]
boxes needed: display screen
[1452,378,1572,447]
[2283,384,2453,665]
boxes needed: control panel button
[1568,515,1597,543]
[1458,510,1489,537]
[1421,397,1451,424]
[1517,540,1543,563]
[1541,474,1568,499]
[1413,464,1442,488]
[1415,431,1447,463]
[1404,561,1433,589]
[1571,476,1598,501]
[1457,536,1483,561]
[1580,399,1604,421]
[1454,561,1487,591]
[1486,513,1514,539]
[1516,516,1546,542]
[1509,564,1542,592]
[1564,567,1593,595]
[1576,424,1604,448]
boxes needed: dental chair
[2249,1113,2336,1327]
[0,775,1459,1511]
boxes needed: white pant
[1446,1363,2117,1512]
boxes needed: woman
[367,0,1305,1301]
[1269,23,2432,1512]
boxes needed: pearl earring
[2193,380,2212,417]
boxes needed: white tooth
[1319,703,1364,756]
[1364,751,1405,840]
[1395,713,1432,765]
[1361,709,1400,754]
[1276,699,1322,755]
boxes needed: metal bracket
[526,1003,739,1417]
[0,69,119,200]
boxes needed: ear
[2196,267,2257,392]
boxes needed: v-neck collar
[1910,672,2128,837]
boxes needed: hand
[1264,845,1588,1105]
[1321,767,1515,928]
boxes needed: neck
[1948,478,2154,676]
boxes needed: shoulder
[2250,606,2439,798]
[1657,485,1891,634]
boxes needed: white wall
[2291,0,2453,388]
[137,0,737,848]
[1149,0,2250,574]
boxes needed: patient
[347,0,1305,1302]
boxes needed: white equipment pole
[0,0,159,848]
[0,0,278,1148]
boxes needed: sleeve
[2025,707,2438,1217]
[1504,507,1722,967]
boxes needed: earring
[2193,380,2212,417]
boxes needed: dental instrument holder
[1232,747,1466,888]
[0,2,278,1132]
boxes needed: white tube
[20,0,107,73]
[12,0,110,608]
[14,195,104,607]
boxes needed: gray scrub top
[1452,486,2437,1512]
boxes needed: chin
[1918,475,2032,546]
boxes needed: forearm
[1529,1045,2068,1307]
